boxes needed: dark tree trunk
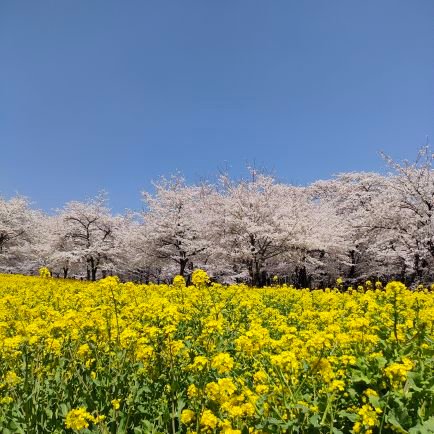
[87,257,98,281]
[399,259,406,282]
[414,253,421,282]
[260,270,267,287]
[179,257,188,277]
[63,267,68,279]
[249,259,266,287]
[254,260,260,287]
[349,250,357,278]
[295,266,309,288]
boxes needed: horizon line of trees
[1,147,434,287]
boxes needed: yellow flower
[46,338,62,356]
[384,357,414,388]
[218,378,237,397]
[364,388,378,397]
[0,396,13,405]
[65,407,94,430]
[328,379,345,392]
[203,318,224,335]
[180,409,196,425]
[191,269,210,287]
[270,351,299,373]
[354,404,381,431]
[111,399,121,410]
[211,353,234,374]
[94,414,106,424]
[85,358,95,369]
[253,370,268,384]
[353,421,362,433]
[205,382,220,401]
[200,409,219,429]
[187,384,198,398]
[39,267,51,278]
[77,343,91,359]
[241,402,255,416]
[341,355,357,366]
[222,403,244,418]
[173,275,186,287]
[190,355,208,371]
[255,384,269,394]
[222,428,242,434]
[4,371,21,387]
[1,273,434,433]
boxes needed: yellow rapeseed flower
[65,407,94,430]
[200,409,219,430]
[111,399,121,410]
[180,409,195,425]
[191,269,210,287]
[211,353,234,374]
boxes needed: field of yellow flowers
[0,271,434,434]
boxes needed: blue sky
[1,1,433,212]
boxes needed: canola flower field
[0,271,434,434]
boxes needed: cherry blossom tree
[34,214,82,278]
[378,146,434,282]
[140,176,214,280]
[0,196,38,273]
[2,147,433,285]
[311,172,389,281]
[207,171,345,286]
[57,193,121,280]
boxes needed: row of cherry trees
[1,148,434,286]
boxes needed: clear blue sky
[1,1,433,212]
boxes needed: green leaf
[60,403,68,417]
[267,417,286,426]
[386,413,407,432]
[347,387,357,399]
[408,416,434,434]
[368,395,381,409]
[309,414,321,427]
[338,411,357,422]
[351,370,371,384]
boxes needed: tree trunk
[295,266,309,288]
[249,259,266,287]
[88,257,98,281]
[63,267,68,279]
[179,257,188,277]
[414,253,421,282]
[399,259,406,282]
[349,250,356,278]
